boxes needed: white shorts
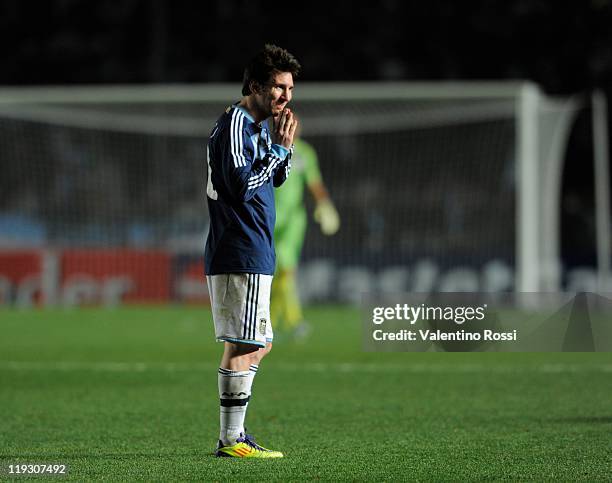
[206,273,273,347]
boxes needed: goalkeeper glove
[314,199,340,235]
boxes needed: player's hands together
[272,108,298,149]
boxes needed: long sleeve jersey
[204,104,292,275]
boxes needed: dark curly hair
[241,44,301,96]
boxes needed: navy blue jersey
[204,104,291,275]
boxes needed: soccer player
[204,44,300,458]
[271,122,340,337]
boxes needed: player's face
[259,71,294,118]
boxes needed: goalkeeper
[271,120,340,336]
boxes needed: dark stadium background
[1,0,611,270]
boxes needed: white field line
[0,361,611,374]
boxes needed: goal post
[0,82,590,305]
[517,84,584,292]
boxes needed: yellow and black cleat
[215,434,283,458]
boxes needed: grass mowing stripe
[1,306,611,479]
[1,360,612,373]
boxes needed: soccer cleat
[215,434,283,458]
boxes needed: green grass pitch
[1,306,611,480]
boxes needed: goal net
[0,83,581,305]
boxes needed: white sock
[248,364,259,392]
[242,364,259,434]
[218,368,251,445]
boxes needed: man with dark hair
[241,44,300,97]
[205,44,301,458]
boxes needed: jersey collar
[234,103,255,124]
[233,103,273,133]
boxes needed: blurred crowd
[1,0,611,95]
